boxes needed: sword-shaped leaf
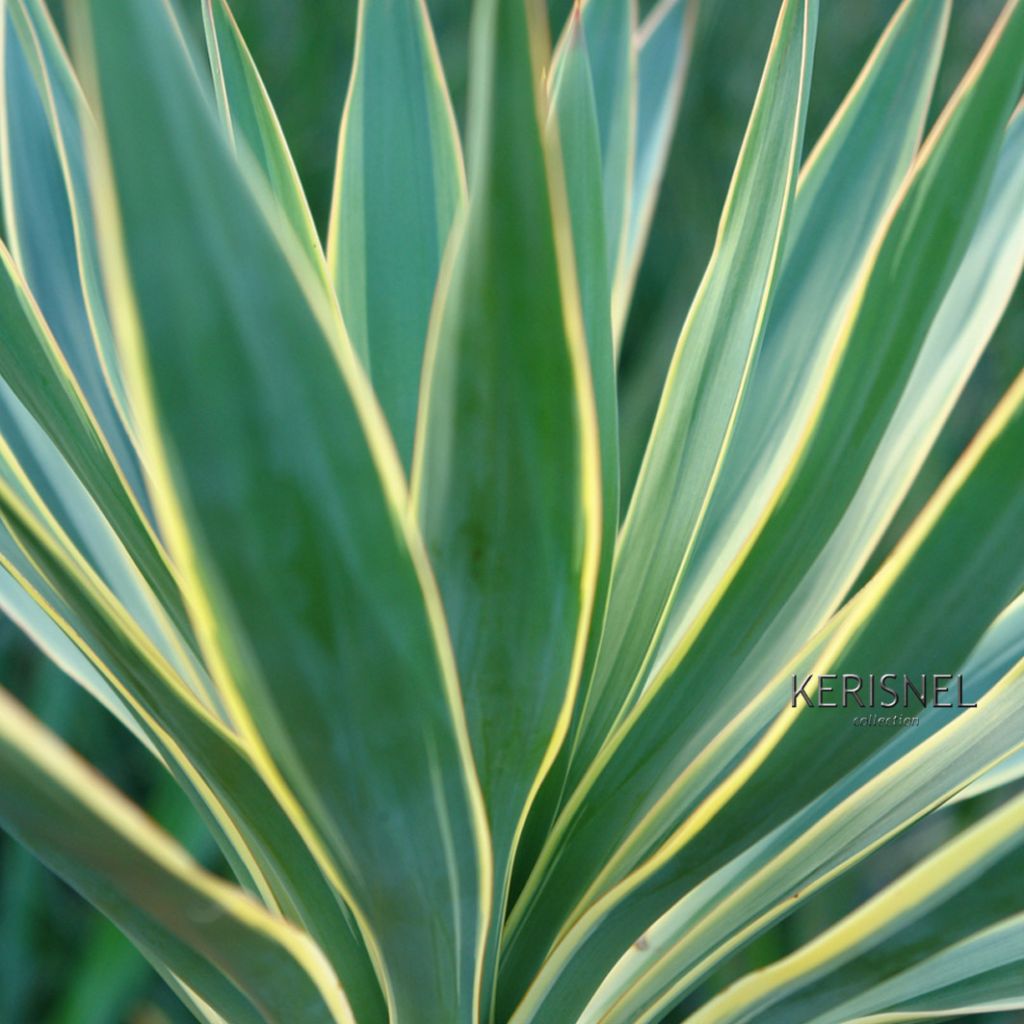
[2,0,137,462]
[509,363,1024,1024]
[327,0,465,466]
[548,10,618,701]
[0,9,189,640]
[502,4,1024,1005]
[574,0,637,284]
[0,688,353,1024]
[202,0,324,278]
[411,0,602,1009]
[561,0,816,820]
[650,0,950,683]
[615,0,695,338]
[71,0,490,1017]
[650,790,1024,1024]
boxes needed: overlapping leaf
[411,0,601,1011]
[70,0,490,1018]
[615,0,694,337]
[0,688,353,1024]
[679,789,1024,1024]
[1,0,136,459]
[0,464,388,1020]
[560,0,816,794]
[506,358,1024,1023]
[202,0,324,278]
[650,0,951,682]
[328,0,465,465]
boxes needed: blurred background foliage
[1,0,1020,1020]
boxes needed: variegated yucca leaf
[0,0,1020,1022]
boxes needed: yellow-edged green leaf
[572,0,637,284]
[2,0,137,459]
[507,6,1024,975]
[622,93,1024,880]
[0,688,353,1024]
[650,0,951,683]
[557,0,817,841]
[949,592,1024,803]
[410,0,601,1010]
[72,0,490,1018]
[0,367,215,715]
[514,7,621,898]
[615,0,695,338]
[0,464,388,1022]
[954,748,1024,804]
[0,14,189,643]
[548,10,619,714]
[202,0,324,277]
[811,927,1024,1023]
[0,533,147,745]
[657,790,1024,1024]
[327,0,465,466]
[509,365,1024,1024]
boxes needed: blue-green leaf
[327,0,465,467]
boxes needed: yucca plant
[0,0,1022,1020]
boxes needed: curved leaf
[549,10,618,597]
[683,791,1024,1024]
[650,0,951,684]
[510,363,1024,1024]
[0,462,388,1022]
[507,5,1024,977]
[0,688,353,1024]
[558,0,817,796]
[1,0,137,459]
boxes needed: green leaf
[627,86,1024,885]
[548,10,619,701]
[0,377,216,715]
[0,546,146,744]
[513,7,621,896]
[949,592,1024,804]
[0,8,190,642]
[573,0,637,283]
[668,790,1024,1024]
[604,15,1024,920]
[0,688,353,1024]
[2,0,138,466]
[509,2,1024,968]
[650,0,952,693]
[0,465,388,1022]
[503,3,1024,1003]
[556,0,817,837]
[615,0,695,338]
[202,0,324,278]
[0,661,78,1024]
[50,764,220,1024]
[510,363,1024,1024]
[0,404,156,740]
[327,0,465,467]
[0,241,192,647]
[72,0,490,1018]
[410,0,601,1009]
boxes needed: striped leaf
[0,688,353,1024]
[202,0,324,277]
[71,0,490,1017]
[327,0,465,466]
